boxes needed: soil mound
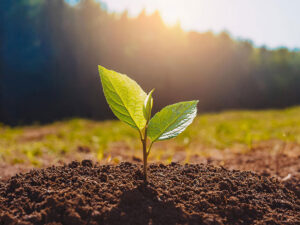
[0,161,299,225]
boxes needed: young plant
[98,65,198,182]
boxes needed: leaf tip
[190,100,199,108]
[98,65,107,76]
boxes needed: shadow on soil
[104,184,199,225]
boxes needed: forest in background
[1,0,300,125]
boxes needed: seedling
[98,66,198,182]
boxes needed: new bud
[143,89,154,123]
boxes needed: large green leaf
[98,65,147,130]
[147,101,198,142]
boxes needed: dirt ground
[0,140,300,224]
[1,161,299,225]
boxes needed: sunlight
[158,4,182,26]
[103,0,300,49]
[153,0,193,26]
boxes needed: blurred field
[1,106,300,172]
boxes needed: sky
[67,0,300,49]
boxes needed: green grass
[181,106,300,148]
[1,106,300,166]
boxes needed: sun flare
[159,8,182,26]
[155,1,189,26]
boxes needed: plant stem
[142,136,148,182]
[147,142,154,156]
[141,126,148,183]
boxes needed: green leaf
[98,65,147,131]
[143,89,154,122]
[147,101,198,142]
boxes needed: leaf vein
[106,74,139,129]
[151,103,195,141]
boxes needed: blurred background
[1,0,300,125]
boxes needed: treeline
[1,0,300,125]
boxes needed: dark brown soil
[1,161,300,225]
[221,149,300,200]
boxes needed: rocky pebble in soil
[0,160,299,225]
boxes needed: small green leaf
[143,89,154,122]
[147,101,198,142]
[98,65,147,131]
